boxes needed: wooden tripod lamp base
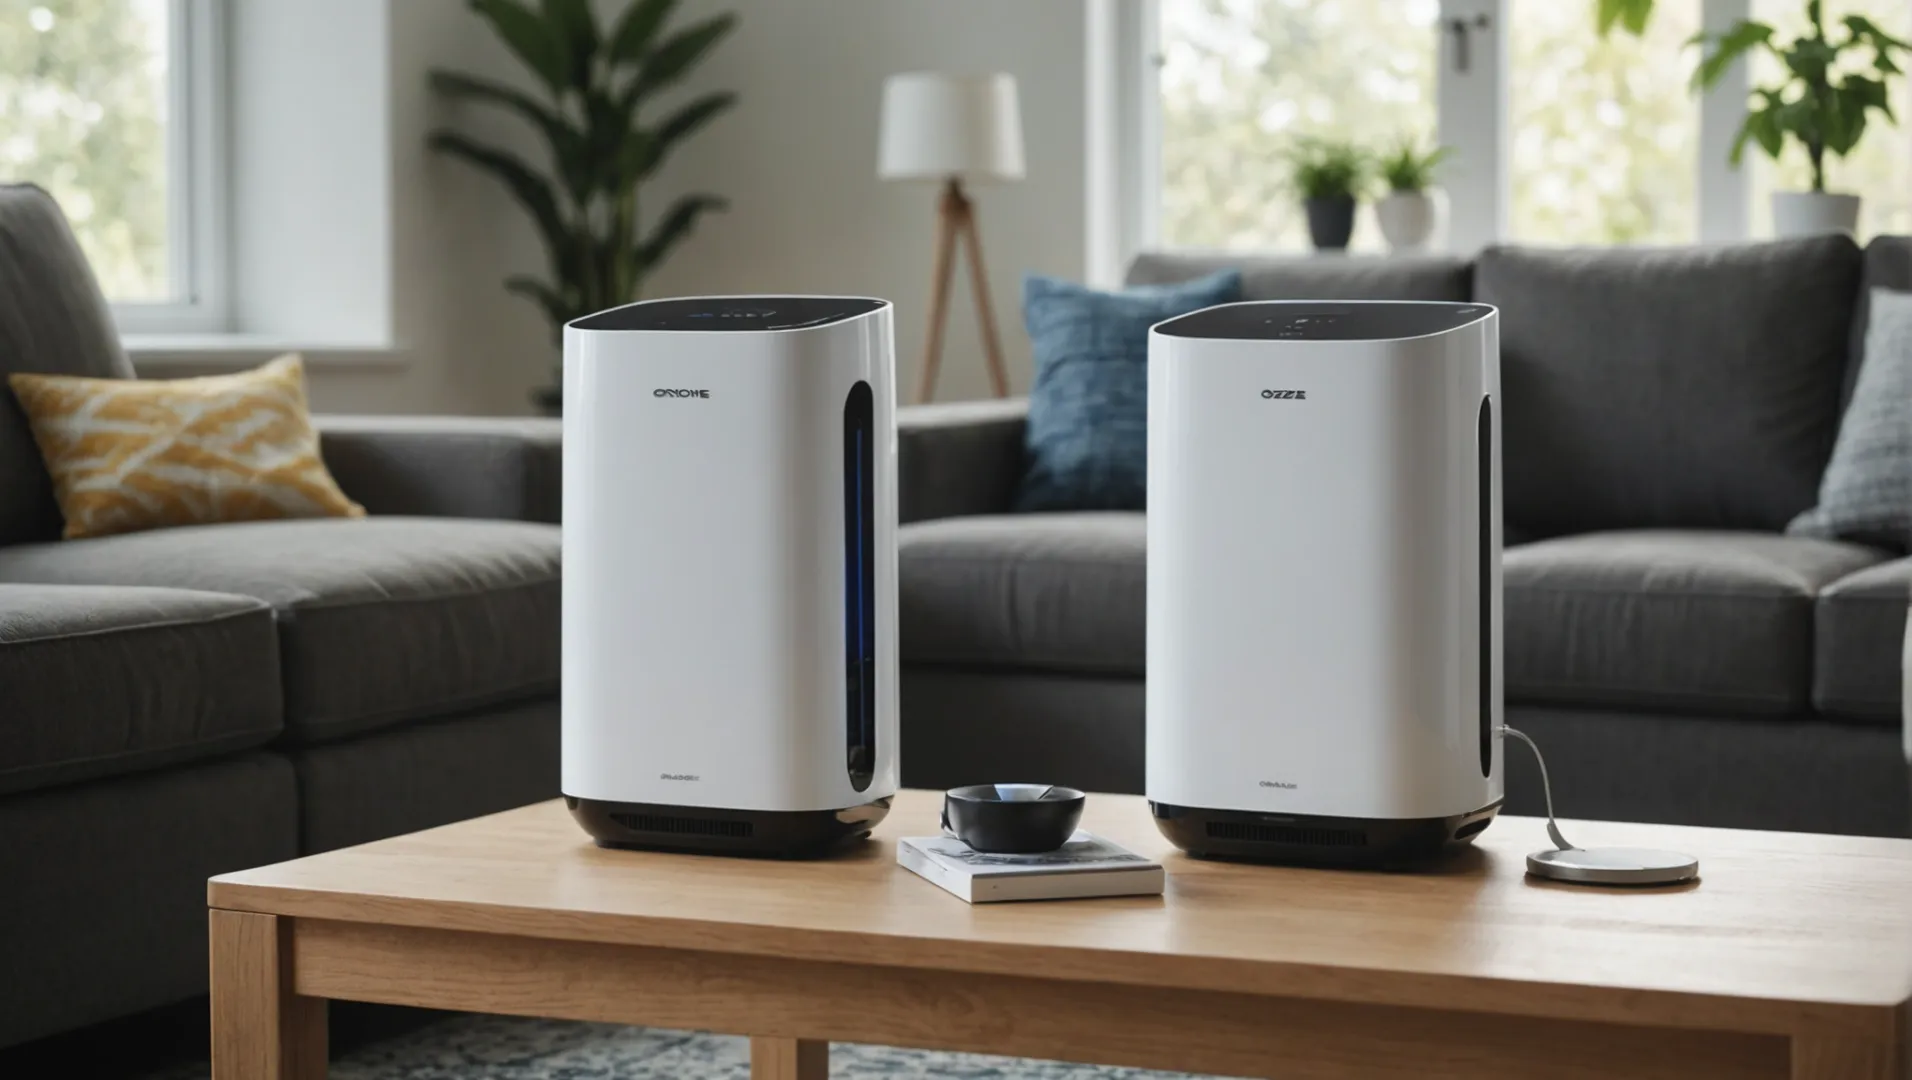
[916,178,1011,404]
[877,71,1025,403]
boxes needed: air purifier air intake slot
[1205,821,1368,847]
[609,813,756,839]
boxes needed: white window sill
[123,333,403,370]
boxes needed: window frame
[110,0,229,335]
[1121,0,1802,258]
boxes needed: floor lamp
[878,72,1025,403]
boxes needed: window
[1159,0,1439,251]
[1508,0,1701,245]
[1140,0,1912,252]
[0,0,224,331]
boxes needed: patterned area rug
[155,1015,1218,1079]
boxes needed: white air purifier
[562,296,899,856]
[1146,300,1503,866]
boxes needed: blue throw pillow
[1015,270,1242,511]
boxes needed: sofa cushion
[1477,235,1861,538]
[1789,288,1912,549]
[0,584,281,796]
[0,184,137,547]
[1017,271,1240,512]
[1813,556,1912,723]
[1852,235,1912,403]
[900,512,1144,676]
[1125,251,1471,302]
[1505,531,1885,714]
[10,354,365,540]
[0,517,560,742]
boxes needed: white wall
[298,0,1095,413]
[296,0,556,414]
[643,0,1094,402]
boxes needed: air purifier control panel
[1157,301,1492,342]
[572,296,887,333]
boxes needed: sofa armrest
[897,398,1027,524]
[316,415,561,523]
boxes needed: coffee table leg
[750,1036,827,1080]
[210,910,328,1080]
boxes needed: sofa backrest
[1125,251,1472,302]
[1125,235,1894,540]
[0,184,135,547]
[1476,234,1861,537]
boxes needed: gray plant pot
[1304,196,1357,251]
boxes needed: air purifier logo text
[1260,389,1307,400]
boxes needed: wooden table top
[210,790,1912,1041]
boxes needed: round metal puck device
[942,784,1086,854]
[1501,727,1701,887]
[1527,847,1699,886]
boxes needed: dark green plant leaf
[628,14,737,102]
[429,131,575,278]
[540,0,598,87]
[468,0,570,97]
[582,89,636,194]
[633,90,737,179]
[429,70,594,202]
[1844,14,1912,49]
[1690,21,1774,91]
[1596,0,1654,38]
[607,0,678,65]
[636,193,727,271]
[505,274,574,337]
[1282,136,1370,200]
[1377,136,1449,192]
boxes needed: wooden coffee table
[208,790,1912,1080]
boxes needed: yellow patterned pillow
[8,354,364,540]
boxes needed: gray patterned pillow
[1789,288,1912,548]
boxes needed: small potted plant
[1687,0,1908,236]
[1375,138,1450,252]
[1284,137,1368,251]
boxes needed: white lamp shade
[878,72,1025,183]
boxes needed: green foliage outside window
[0,0,168,301]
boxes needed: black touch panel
[572,296,886,333]
[844,381,876,792]
[1156,301,1492,342]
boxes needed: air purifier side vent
[844,380,876,792]
[1205,821,1368,848]
[1479,395,1494,779]
[609,813,756,839]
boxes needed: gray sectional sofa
[897,233,1912,840]
[0,185,564,1049]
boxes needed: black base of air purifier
[1150,799,1502,868]
[566,795,892,858]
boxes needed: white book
[896,831,1165,903]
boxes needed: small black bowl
[941,784,1086,854]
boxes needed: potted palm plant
[1691,1,1908,236]
[1285,137,1368,251]
[1375,138,1451,252]
[430,0,739,412]
[1606,0,1908,238]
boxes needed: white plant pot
[1772,191,1861,238]
[1376,190,1438,252]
